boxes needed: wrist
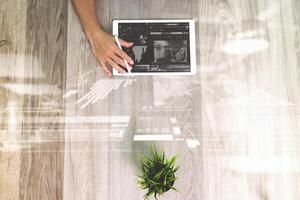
[85,25,103,39]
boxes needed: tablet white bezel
[112,19,196,76]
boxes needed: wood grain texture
[1,0,300,199]
[61,0,300,199]
[107,1,142,200]
[1,0,68,199]
[198,0,300,199]
[18,0,68,200]
[138,0,202,199]
[63,0,110,200]
[0,0,27,199]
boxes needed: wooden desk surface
[1,0,300,199]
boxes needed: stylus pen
[114,35,132,74]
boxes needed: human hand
[87,30,134,77]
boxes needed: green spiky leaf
[137,146,180,200]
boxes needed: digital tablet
[112,19,196,76]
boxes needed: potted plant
[137,146,179,200]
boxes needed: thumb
[119,38,134,48]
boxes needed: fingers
[99,60,112,77]
[106,58,126,74]
[89,32,135,76]
[112,55,131,70]
[118,38,134,48]
[113,46,134,65]
[96,49,130,75]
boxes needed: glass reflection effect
[8,101,17,131]
[172,127,181,135]
[221,19,270,55]
[222,38,269,55]
[226,156,300,173]
[0,114,131,152]
[73,78,136,108]
[133,134,174,141]
[0,54,45,79]
[186,139,200,148]
[2,83,62,95]
[133,115,200,148]
[63,89,78,98]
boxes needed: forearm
[72,0,102,37]
[72,0,134,77]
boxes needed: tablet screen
[117,22,193,74]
